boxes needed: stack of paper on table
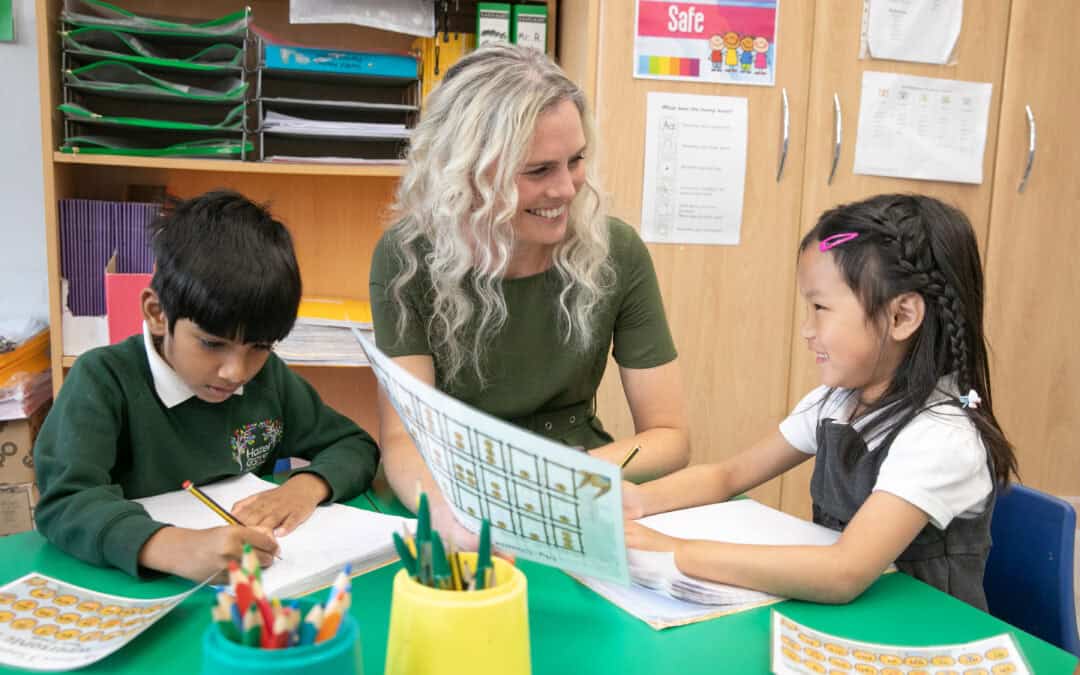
[136,473,412,598]
[575,499,842,629]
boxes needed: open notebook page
[135,473,413,597]
[573,499,841,629]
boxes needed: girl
[624,194,1018,609]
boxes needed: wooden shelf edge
[62,355,371,370]
[52,152,406,178]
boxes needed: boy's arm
[274,359,379,503]
[33,358,166,577]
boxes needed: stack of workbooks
[253,35,419,163]
[58,0,252,158]
[575,500,843,629]
[274,296,374,367]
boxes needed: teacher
[370,44,690,541]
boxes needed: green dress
[369,218,677,449]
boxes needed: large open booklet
[356,333,630,585]
[135,473,413,597]
[574,500,843,630]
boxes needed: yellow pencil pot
[384,553,530,675]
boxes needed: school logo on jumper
[230,419,284,471]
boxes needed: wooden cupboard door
[582,2,815,507]
[983,1,1080,496]
[780,1,1012,517]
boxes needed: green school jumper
[33,335,380,577]
[370,217,678,450]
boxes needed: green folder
[60,135,251,157]
[62,0,249,40]
[63,28,243,73]
[64,61,247,102]
[59,102,245,133]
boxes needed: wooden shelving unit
[36,0,558,435]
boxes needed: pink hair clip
[819,232,859,252]
[959,389,982,409]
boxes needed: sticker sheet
[0,573,204,672]
[357,333,629,585]
[771,610,1032,675]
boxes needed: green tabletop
[0,490,1075,674]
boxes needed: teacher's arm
[377,354,477,548]
[588,357,690,482]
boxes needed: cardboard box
[0,483,36,536]
[0,402,50,485]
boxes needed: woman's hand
[232,473,329,537]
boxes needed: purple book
[59,199,159,316]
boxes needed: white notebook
[135,473,413,597]
[574,499,841,630]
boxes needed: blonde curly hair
[387,43,612,385]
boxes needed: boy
[34,190,380,582]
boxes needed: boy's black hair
[800,194,1018,486]
[148,190,301,344]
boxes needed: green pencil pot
[199,603,362,675]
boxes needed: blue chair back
[984,483,1080,656]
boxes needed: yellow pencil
[182,480,284,561]
[182,480,242,526]
[619,446,641,470]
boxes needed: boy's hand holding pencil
[137,525,280,584]
[135,479,282,584]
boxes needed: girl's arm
[626,429,812,517]
[377,354,477,548]
[629,490,930,604]
[588,359,691,481]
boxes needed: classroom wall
[0,0,47,321]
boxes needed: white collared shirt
[142,321,243,408]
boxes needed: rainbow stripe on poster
[638,55,700,77]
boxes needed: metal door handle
[829,93,841,185]
[777,87,790,182]
[1018,105,1036,193]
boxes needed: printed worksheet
[640,92,748,245]
[863,0,963,64]
[853,71,991,184]
[356,334,629,585]
[0,573,204,672]
[771,610,1032,675]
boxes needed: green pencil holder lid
[200,605,362,675]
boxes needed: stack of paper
[275,325,374,366]
[574,500,842,629]
[275,296,374,367]
[262,111,410,139]
[628,549,776,605]
[0,321,52,421]
[136,473,413,598]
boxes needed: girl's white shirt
[779,376,993,530]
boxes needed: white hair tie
[959,389,981,409]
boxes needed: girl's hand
[232,473,329,537]
[624,520,682,552]
[622,480,648,520]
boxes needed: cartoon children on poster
[633,0,779,86]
